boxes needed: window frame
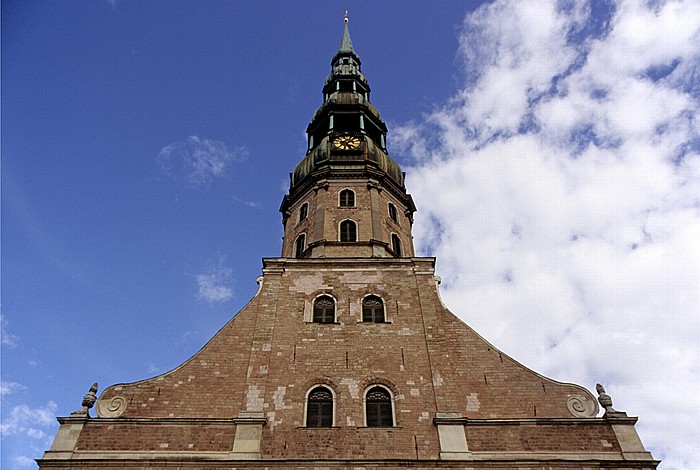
[391,233,402,257]
[362,294,385,323]
[363,385,395,428]
[304,385,335,428]
[339,219,357,243]
[312,295,336,324]
[388,202,398,223]
[339,189,356,208]
[298,202,309,223]
[295,233,306,258]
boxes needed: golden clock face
[332,135,361,150]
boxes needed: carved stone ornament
[96,395,128,418]
[70,383,98,417]
[566,394,598,418]
[596,383,627,418]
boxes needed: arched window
[391,234,402,257]
[306,386,333,428]
[339,220,357,242]
[313,295,335,324]
[299,202,308,223]
[388,203,398,223]
[365,386,393,427]
[295,234,306,258]
[362,295,385,323]
[339,189,355,207]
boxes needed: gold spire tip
[344,11,349,23]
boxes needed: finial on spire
[337,13,355,54]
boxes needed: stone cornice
[433,416,639,426]
[263,257,436,271]
[38,454,661,467]
[57,416,237,426]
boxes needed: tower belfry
[281,17,414,260]
[40,20,657,470]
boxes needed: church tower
[280,18,415,261]
[40,19,658,469]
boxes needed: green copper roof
[338,21,354,54]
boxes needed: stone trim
[432,417,630,425]
[263,256,435,269]
[58,416,237,425]
[38,454,661,467]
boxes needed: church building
[40,19,658,469]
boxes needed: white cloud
[14,455,36,467]
[1,401,57,440]
[1,314,19,348]
[195,259,233,304]
[0,381,26,396]
[396,1,700,469]
[158,136,248,187]
[232,195,262,208]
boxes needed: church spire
[279,20,417,260]
[338,11,354,54]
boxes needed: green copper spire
[333,12,360,65]
[338,12,354,54]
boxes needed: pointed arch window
[313,295,335,324]
[362,295,385,323]
[298,202,308,223]
[306,386,333,428]
[388,203,398,223]
[340,220,357,242]
[295,234,306,258]
[391,234,402,257]
[339,189,355,207]
[365,386,393,427]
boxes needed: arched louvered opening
[362,295,385,322]
[365,386,393,427]
[313,295,335,324]
[306,386,334,428]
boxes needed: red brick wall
[92,257,606,460]
[465,423,620,452]
[75,423,235,451]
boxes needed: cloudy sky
[2,1,698,469]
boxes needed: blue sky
[3,1,699,469]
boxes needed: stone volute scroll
[70,383,98,417]
[566,392,598,418]
[96,395,128,418]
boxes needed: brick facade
[39,20,657,470]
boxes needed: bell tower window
[340,220,357,242]
[391,234,402,257]
[295,234,306,258]
[339,189,355,207]
[299,203,308,223]
[388,203,398,223]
